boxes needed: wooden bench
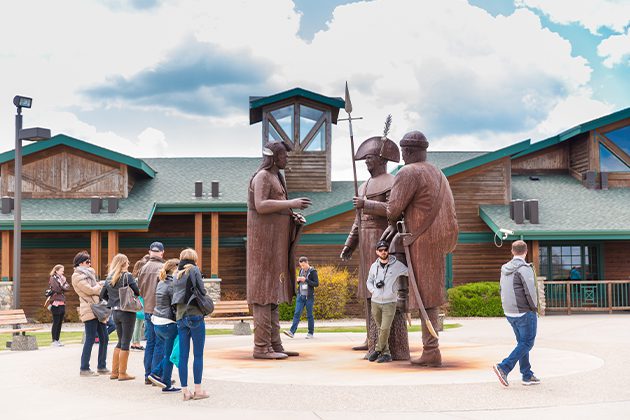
[206,300,253,335]
[0,309,41,350]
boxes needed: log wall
[603,241,630,280]
[512,144,569,174]
[451,242,512,286]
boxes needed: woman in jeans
[71,251,109,377]
[173,248,208,401]
[48,264,69,347]
[101,253,140,381]
[131,255,149,351]
[147,258,181,393]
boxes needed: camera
[375,280,385,289]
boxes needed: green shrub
[279,265,353,320]
[447,281,503,317]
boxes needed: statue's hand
[340,246,353,261]
[352,196,364,209]
[380,224,396,243]
[290,197,312,210]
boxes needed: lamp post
[12,95,50,309]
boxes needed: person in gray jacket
[493,240,541,387]
[366,240,408,363]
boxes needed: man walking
[366,240,408,363]
[284,256,319,339]
[493,240,541,387]
[137,241,165,384]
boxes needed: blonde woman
[172,248,208,400]
[147,258,181,393]
[48,264,69,346]
[100,253,140,381]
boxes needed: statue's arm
[253,174,310,214]
[362,199,388,217]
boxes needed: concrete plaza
[1,314,629,419]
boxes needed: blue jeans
[177,315,205,387]
[144,313,163,378]
[290,295,314,335]
[152,323,178,387]
[498,311,537,380]
[81,319,108,371]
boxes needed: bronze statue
[384,131,458,367]
[247,141,311,359]
[340,135,400,351]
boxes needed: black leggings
[51,305,65,341]
[113,310,136,350]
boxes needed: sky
[1,0,629,180]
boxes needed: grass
[1,323,461,350]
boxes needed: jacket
[297,267,319,298]
[137,256,164,314]
[71,267,102,322]
[49,274,69,303]
[100,272,140,309]
[366,256,408,304]
[173,264,206,320]
[153,275,176,321]
[499,257,538,315]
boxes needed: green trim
[0,220,151,231]
[250,88,344,112]
[155,203,247,213]
[306,201,354,225]
[457,232,496,243]
[0,134,156,178]
[441,139,531,177]
[445,253,453,289]
[299,233,348,245]
[478,208,503,237]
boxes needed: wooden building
[0,88,629,318]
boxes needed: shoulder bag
[91,301,112,323]
[119,273,143,313]
[186,273,214,316]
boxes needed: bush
[447,281,503,317]
[279,265,353,321]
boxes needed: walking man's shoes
[367,351,381,362]
[522,375,541,386]
[148,373,166,388]
[79,370,98,377]
[283,330,294,338]
[305,333,314,339]
[376,354,392,363]
[493,364,509,387]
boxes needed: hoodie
[500,257,538,316]
[366,255,408,304]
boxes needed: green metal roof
[249,87,345,124]
[513,107,630,159]
[0,134,156,178]
[479,175,630,240]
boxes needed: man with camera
[366,240,408,363]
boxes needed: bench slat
[0,310,27,315]
[0,327,41,334]
[207,316,254,321]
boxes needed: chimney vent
[91,197,102,214]
[195,181,203,198]
[211,181,219,198]
[601,172,609,190]
[526,199,539,224]
[1,196,11,214]
[584,170,597,189]
[107,197,119,213]
[512,199,525,224]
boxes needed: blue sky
[1,0,628,180]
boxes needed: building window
[603,125,630,157]
[599,144,630,172]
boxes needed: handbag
[187,283,214,316]
[119,273,143,313]
[91,301,112,323]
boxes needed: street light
[12,95,50,310]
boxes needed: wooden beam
[530,240,540,277]
[598,132,630,168]
[211,212,219,278]
[91,231,102,277]
[1,231,11,281]
[107,231,119,264]
[195,213,203,272]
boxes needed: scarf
[76,266,97,285]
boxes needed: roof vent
[107,197,119,213]
[601,172,609,190]
[211,181,220,198]
[511,199,524,224]
[91,197,102,214]
[195,181,203,198]
[583,170,597,189]
[525,199,539,224]
[1,196,12,214]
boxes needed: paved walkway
[2,314,629,419]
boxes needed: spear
[342,81,360,197]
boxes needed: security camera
[499,228,514,240]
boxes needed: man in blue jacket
[284,256,319,339]
[493,240,541,387]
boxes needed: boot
[411,307,441,367]
[117,350,135,381]
[271,345,299,357]
[253,350,288,360]
[110,348,120,380]
[352,339,368,351]
[410,348,442,367]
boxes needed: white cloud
[598,29,630,67]
[516,0,630,34]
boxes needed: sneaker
[283,330,294,338]
[522,375,541,386]
[376,354,392,363]
[162,386,182,393]
[305,333,314,339]
[145,377,153,385]
[493,364,509,387]
[367,351,381,362]
[97,368,111,375]
[148,374,166,388]
[57,341,64,347]
[51,340,61,347]
[80,370,98,377]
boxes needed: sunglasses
[377,248,389,253]
[85,260,91,264]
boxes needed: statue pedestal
[368,310,410,360]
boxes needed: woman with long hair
[147,258,181,393]
[100,253,140,381]
[131,255,150,351]
[172,248,208,400]
[48,264,69,347]
[71,251,109,377]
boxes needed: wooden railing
[543,280,630,314]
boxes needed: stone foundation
[8,334,38,351]
[203,278,221,303]
[537,276,546,316]
[0,282,13,310]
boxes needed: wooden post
[566,282,572,315]
[107,231,119,265]
[530,240,540,275]
[607,282,613,314]
[1,231,10,281]
[211,212,219,278]
[90,231,102,277]
[195,213,203,272]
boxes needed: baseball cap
[149,241,164,252]
[375,240,389,250]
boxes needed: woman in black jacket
[48,264,70,346]
[101,253,140,381]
